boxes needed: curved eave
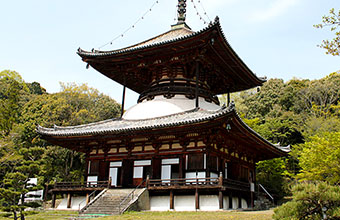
[77,23,211,58]
[232,112,288,158]
[77,19,266,94]
[36,107,234,138]
[212,22,266,89]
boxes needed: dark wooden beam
[121,85,126,118]
[195,188,199,210]
[219,190,223,209]
[170,190,174,210]
[67,193,72,209]
[195,60,199,108]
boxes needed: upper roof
[77,18,266,94]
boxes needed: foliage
[231,72,340,202]
[273,182,340,220]
[0,70,28,136]
[314,8,340,56]
[256,158,292,200]
[0,70,121,217]
[293,132,340,184]
[0,144,44,220]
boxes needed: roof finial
[177,0,186,24]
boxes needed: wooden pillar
[120,85,126,117]
[170,190,174,210]
[229,193,233,209]
[219,172,223,209]
[195,188,199,210]
[51,193,56,208]
[227,90,230,105]
[219,190,223,209]
[67,193,72,209]
[86,193,90,205]
[179,156,184,178]
[195,60,199,108]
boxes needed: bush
[273,182,340,220]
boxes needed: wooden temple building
[37,1,288,213]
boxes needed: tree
[0,146,44,220]
[273,182,340,220]
[293,132,340,184]
[314,8,340,56]
[0,70,28,136]
[256,158,291,201]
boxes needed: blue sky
[1,0,339,108]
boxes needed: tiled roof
[77,20,216,57]
[124,27,194,50]
[37,106,234,137]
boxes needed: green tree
[273,182,340,220]
[293,132,340,184]
[0,70,28,136]
[256,158,291,201]
[314,8,340,56]
[0,146,44,220]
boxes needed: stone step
[81,188,144,215]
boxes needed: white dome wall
[123,95,220,120]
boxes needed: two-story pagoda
[37,1,288,212]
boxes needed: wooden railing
[54,180,110,189]
[147,177,221,188]
[223,178,250,191]
[147,176,250,192]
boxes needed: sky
[1,0,339,108]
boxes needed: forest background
[1,68,339,202]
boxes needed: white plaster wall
[174,195,195,211]
[241,198,248,209]
[223,196,229,210]
[57,196,86,210]
[199,195,219,211]
[232,197,239,209]
[150,196,170,211]
[123,95,220,120]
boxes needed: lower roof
[37,104,288,157]
[37,106,233,137]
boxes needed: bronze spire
[177,0,186,24]
[172,0,190,30]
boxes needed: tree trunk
[20,209,25,220]
[12,211,17,220]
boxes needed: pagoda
[37,0,288,212]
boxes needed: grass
[96,210,274,220]
[0,210,274,220]
[0,210,77,220]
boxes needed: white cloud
[250,0,299,22]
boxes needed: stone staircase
[79,188,146,216]
[254,193,274,210]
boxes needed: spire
[177,0,186,24]
[171,0,191,30]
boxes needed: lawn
[0,210,274,220]
[97,210,274,220]
[0,210,78,220]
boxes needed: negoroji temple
[37,0,289,214]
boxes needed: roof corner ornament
[214,16,219,23]
[228,100,235,109]
[177,0,187,24]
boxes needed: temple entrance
[109,161,122,187]
[133,160,152,186]
[161,158,179,183]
